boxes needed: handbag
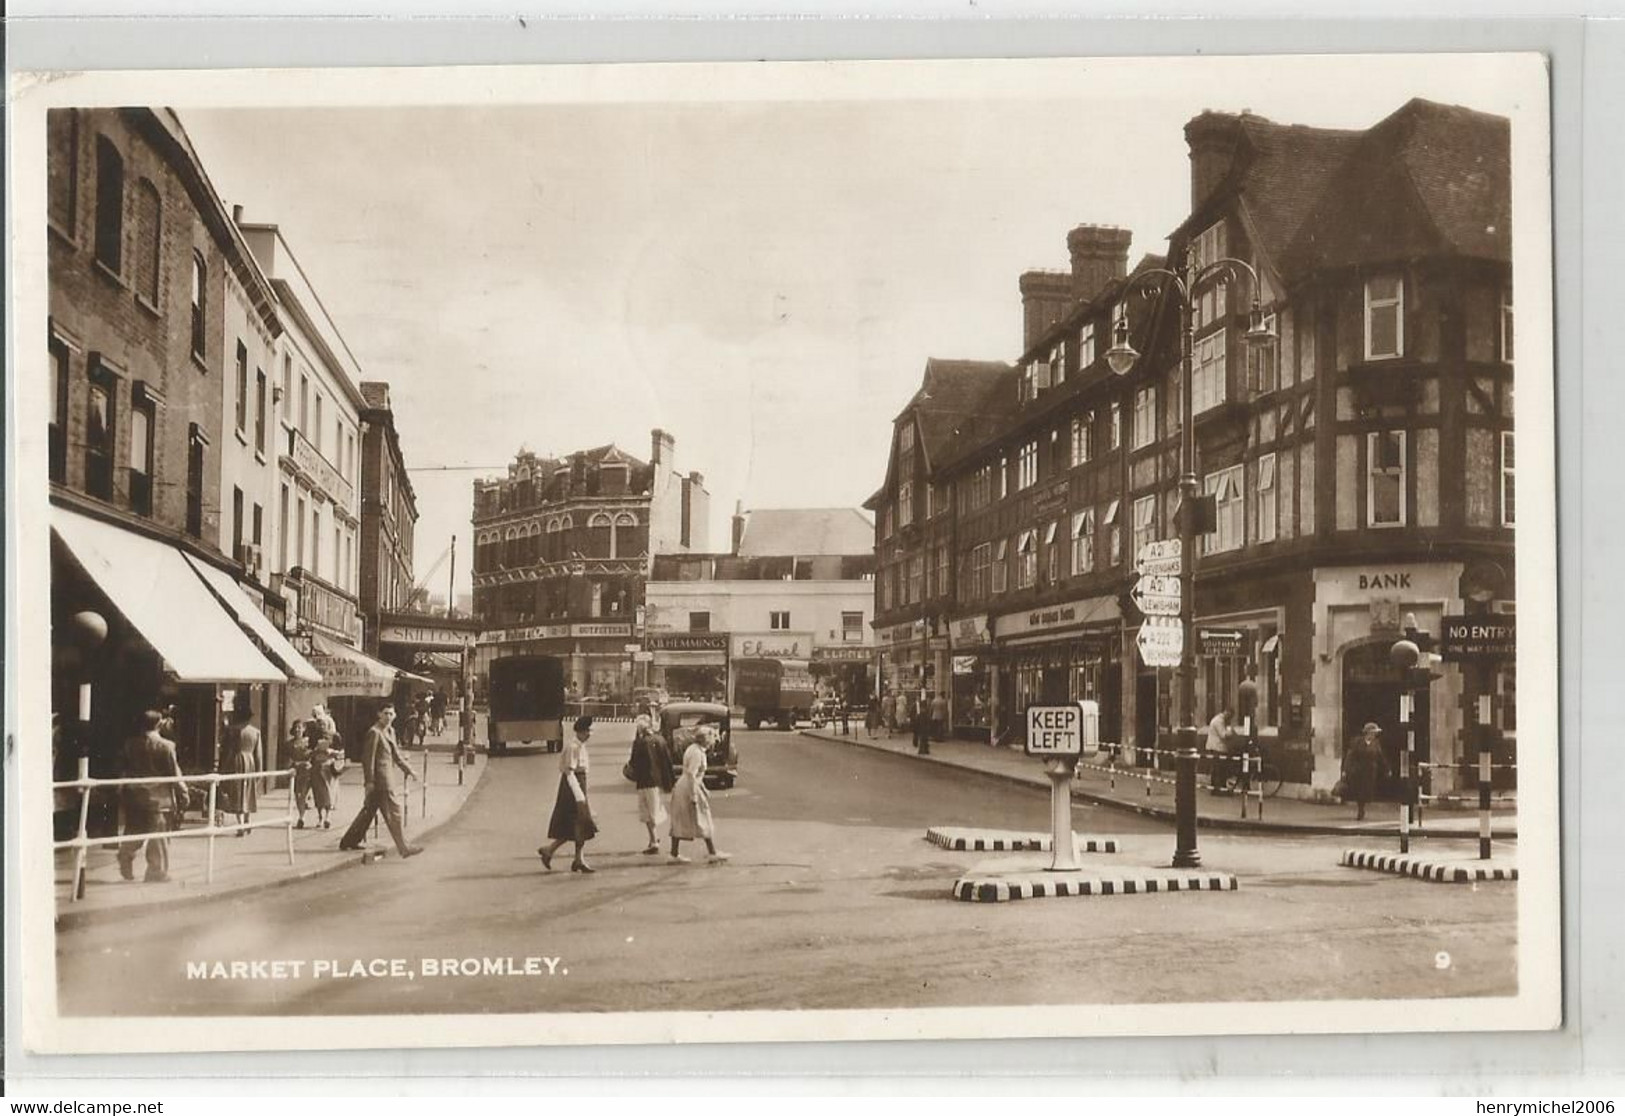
[1332,777,1347,800]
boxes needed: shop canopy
[51,506,286,684]
[305,631,401,697]
[183,553,322,683]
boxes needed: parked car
[632,686,670,715]
[659,701,737,789]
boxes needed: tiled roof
[1231,117,1363,271]
[905,358,1018,472]
[734,507,876,557]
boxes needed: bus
[733,657,816,731]
[486,655,566,753]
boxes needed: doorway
[1341,641,1426,801]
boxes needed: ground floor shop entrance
[1340,640,1423,802]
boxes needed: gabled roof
[734,507,876,557]
[904,357,1018,472]
[578,443,649,470]
[1283,98,1510,276]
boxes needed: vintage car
[659,701,737,789]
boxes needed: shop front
[811,644,874,707]
[946,613,993,739]
[647,632,729,702]
[876,618,946,716]
[376,614,479,703]
[992,594,1121,745]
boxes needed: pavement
[800,725,1518,840]
[54,721,488,926]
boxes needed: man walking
[339,703,422,858]
[929,689,948,743]
[912,692,932,756]
[118,710,186,883]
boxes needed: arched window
[587,513,613,559]
[132,179,161,306]
[190,252,207,359]
[613,511,646,560]
[93,136,124,273]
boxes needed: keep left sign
[1025,704,1081,756]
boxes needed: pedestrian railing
[566,700,641,723]
[1075,744,1271,820]
[52,757,296,902]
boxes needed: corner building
[870,100,1515,798]
[471,430,710,698]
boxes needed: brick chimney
[1019,270,1073,352]
[1067,225,1132,302]
[650,428,675,471]
[1184,110,1247,210]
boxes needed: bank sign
[1441,615,1516,661]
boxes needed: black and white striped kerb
[1339,849,1518,883]
[925,827,1119,854]
[952,873,1238,902]
[1479,741,1494,860]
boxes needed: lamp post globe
[69,610,108,653]
[1104,316,1139,376]
[1390,638,1421,671]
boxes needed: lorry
[732,657,817,731]
[486,654,566,753]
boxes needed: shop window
[1255,453,1278,543]
[1501,431,1515,527]
[1204,466,1245,554]
[1368,430,1407,527]
[992,539,1009,594]
[1072,509,1096,575]
[1364,275,1404,360]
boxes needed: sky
[178,55,1535,602]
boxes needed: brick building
[471,430,711,699]
[869,99,1515,797]
[46,108,319,778]
[358,381,419,656]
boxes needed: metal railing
[1075,743,1270,820]
[53,757,295,902]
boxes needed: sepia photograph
[7,52,1557,1054]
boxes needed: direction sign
[1137,617,1184,668]
[1133,594,1182,617]
[1138,538,1182,564]
[1136,555,1184,577]
[1131,571,1182,616]
[1025,704,1082,756]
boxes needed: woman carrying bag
[627,714,675,855]
[539,715,599,873]
[668,725,730,864]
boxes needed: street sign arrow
[1136,555,1183,577]
[1132,574,1181,599]
[1132,595,1182,617]
[1137,618,1184,668]
[1138,538,1182,564]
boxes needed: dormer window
[1193,219,1226,271]
[1364,275,1405,360]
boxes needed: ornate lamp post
[1104,247,1275,868]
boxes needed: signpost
[1131,573,1182,617]
[1137,616,1183,668]
[1026,704,1086,872]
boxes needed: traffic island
[925,826,1119,854]
[1339,848,1518,883]
[951,861,1239,903]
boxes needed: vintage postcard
[6,53,1558,1054]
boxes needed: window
[234,341,249,432]
[253,502,264,554]
[232,485,245,557]
[899,423,914,453]
[85,373,115,500]
[311,505,322,577]
[1368,430,1407,527]
[132,180,161,305]
[992,540,1009,594]
[1365,275,1404,360]
[299,374,309,435]
[1192,219,1226,271]
[1133,385,1157,449]
[1072,510,1096,576]
[1204,466,1245,553]
[1017,530,1037,590]
[93,136,124,274]
[1017,440,1038,490]
[908,555,923,604]
[998,454,1009,500]
[1501,285,1514,363]
[49,335,70,482]
[936,544,950,599]
[1255,453,1278,543]
[1132,496,1158,562]
[295,494,307,569]
[1249,312,1278,395]
[1019,362,1036,404]
[186,425,206,538]
[770,610,791,631]
[189,253,207,360]
[965,542,989,600]
[334,523,343,587]
[1079,322,1096,369]
[898,480,914,527]
[255,370,267,453]
[842,611,864,642]
[281,356,292,417]
[1071,412,1093,467]
[278,484,290,572]
[688,611,711,633]
[1050,341,1067,388]
[1192,332,1227,413]
[128,395,153,516]
[1501,431,1515,526]
[314,394,324,454]
[1043,522,1060,584]
[1109,401,1122,450]
[335,417,344,472]
[48,110,78,234]
[1104,499,1122,565]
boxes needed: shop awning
[305,631,399,697]
[183,553,322,683]
[51,506,286,684]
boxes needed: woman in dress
[538,715,598,873]
[219,704,261,836]
[290,718,315,828]
[628,715,675,855]
[667,725,729,864]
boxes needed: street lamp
[1103,248,1275,868]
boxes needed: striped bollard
[1398,691,1413,855]
[1478,694,1493,860]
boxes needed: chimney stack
[732,501,746,555]
[1184,111,1247,210]
[1019,271,1074,352]
[232,204,244,223]
[650,428,675,471]
[1067,225,1133,302]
